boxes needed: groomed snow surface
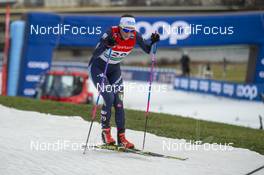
[1,105,264,175]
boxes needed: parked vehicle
[36,71,93,104]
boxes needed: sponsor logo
[236,85,258,100]
[173,77,258,101]
[114,45,134,50]
[261,58,264,65]
[25,75,41,82]
[23,88,36,96]
[136,20,190,44]
[223,84,234,96]
[136,20,234,44]
[211,82,222,94]
[190,80,198,90]
[180,78,189,89]
[199,81,209,92]
[27,61,49,70]
[101,110,107,115]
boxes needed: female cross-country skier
[88,14,160,149]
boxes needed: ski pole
[142,43,157,150]
[83,48,112,154]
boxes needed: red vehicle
[36,70,93,104]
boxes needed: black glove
[151,33,160,45]
[106,35,117,47]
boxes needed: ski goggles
[122,28,135,33]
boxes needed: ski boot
[117,132,135,149]
[101,128,116,145]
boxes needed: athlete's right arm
[89,30,116,65]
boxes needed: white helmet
[119,15,136,29]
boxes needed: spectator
[180,50,191,77]
[203,62,213,79]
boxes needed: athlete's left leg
[107,66,125,131]
[108,65,134,149]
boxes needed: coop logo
[136,21,190,44]
[236,85,258,100]
[27,61,49,70]
[136,20,234,45]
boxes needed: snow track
[0,105,263,175]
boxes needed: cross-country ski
[82,144,188,160]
